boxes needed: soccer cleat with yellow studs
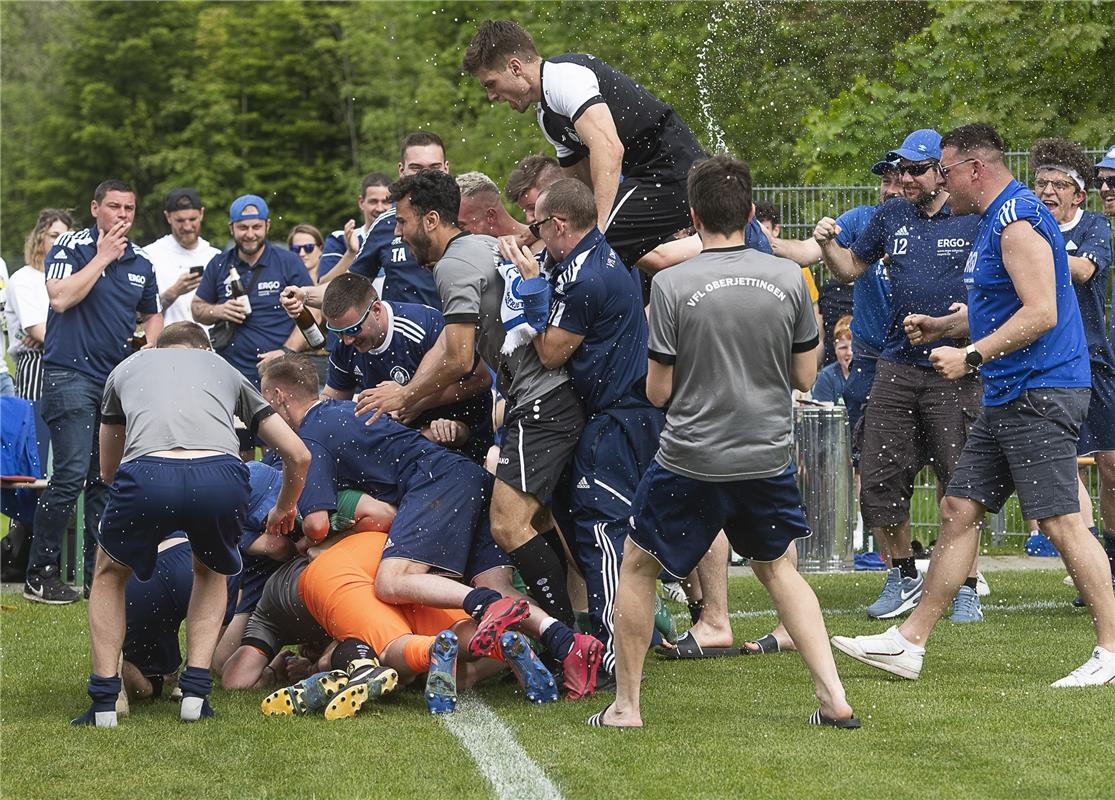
[324,659,399,721]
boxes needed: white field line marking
[441,694,563,800]
[674,599,1066,623]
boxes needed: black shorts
[946,388,1090,520]
[603,173,692,269]
[496,382,585,505]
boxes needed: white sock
[94,710,118,728]
[890,626,924,653]
[180,696,204,721]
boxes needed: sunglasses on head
[290,243,317,255]
[325,300,373,337]
[897,162,938,177]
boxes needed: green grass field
[1,569,1107,800]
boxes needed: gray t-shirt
[101,347,274,462]
[241,557,328,658]
[648,246,819,481]
[434,233,568,408]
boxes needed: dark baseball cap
[164,187,203,212]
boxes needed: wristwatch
[964,344,983,372]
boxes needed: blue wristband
[518,277,551,332]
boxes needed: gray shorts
[945,388,1090,520]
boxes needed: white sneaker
[831,626,924,680]
[1051,647,1115,687]
[976,572,991,597]
[1063,574,1075,587]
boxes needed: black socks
[508,535,575,627]
[893,556,918,580]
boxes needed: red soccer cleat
[561,633,604,700]
[467,597,530,658]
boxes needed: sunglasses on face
[325,300,373,337]
[1096,175,1115,190]
[528,216,556,238]
[290,243,317,255]
[897,162,938,177]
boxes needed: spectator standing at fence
[1028,139,1115,593]
[191,195,313,388]
[589,154,858,729]
[143,188,220,327]
[1094,146,1115,357]
[27,180,163,605]
[5,209,74,400]
[833,123,1115,688]
[813,315,853,404]
[816,129,984,623]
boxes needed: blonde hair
[23,208,74,271]
[834,314,853,341]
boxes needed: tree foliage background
[2,0,1112,266]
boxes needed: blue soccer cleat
[499,631,559,704]
[426,630,459,715]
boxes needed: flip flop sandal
[808,709,861,729]
[656,631,740,660]
[587,702,637,730]
[740,634,782,655]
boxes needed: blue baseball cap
[886,129,942,162]
[229,194,269,222]
[1096,145,1115,171]
[870,157,899,176]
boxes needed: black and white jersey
[536,53,705,178]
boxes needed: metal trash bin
[793,406,854,572]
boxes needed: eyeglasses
[528,217,556,238]
[938,157,978,178]
[1034,178,1078,193]
[325,300,373,337]
[897,162,938,177]
[1096,175,1115,190]
[290,243,317,255]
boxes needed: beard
[409,227,434,266]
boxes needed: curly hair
[1028,138,1091,188]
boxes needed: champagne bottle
[295,307,326,349]
[229,266,252,316]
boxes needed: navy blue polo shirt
[349,207,441,309]
[295,399,456,514]
[319,225,370,280]
[43,226,159,385]
[966,180,1090,405]
[548,228,650,414]
[195,242,312,386]
[835,203,891,352]
[851,198,978,367]
[1062,210,1114,367]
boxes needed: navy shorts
[1079,361,1115,455]
[123,542,192,676]
[630,462,812,580]
[946,388,1090,520]
[99,455,250,581]
[383,457,510,579]
[235,553,283,616]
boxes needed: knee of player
[938,495,980,528]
